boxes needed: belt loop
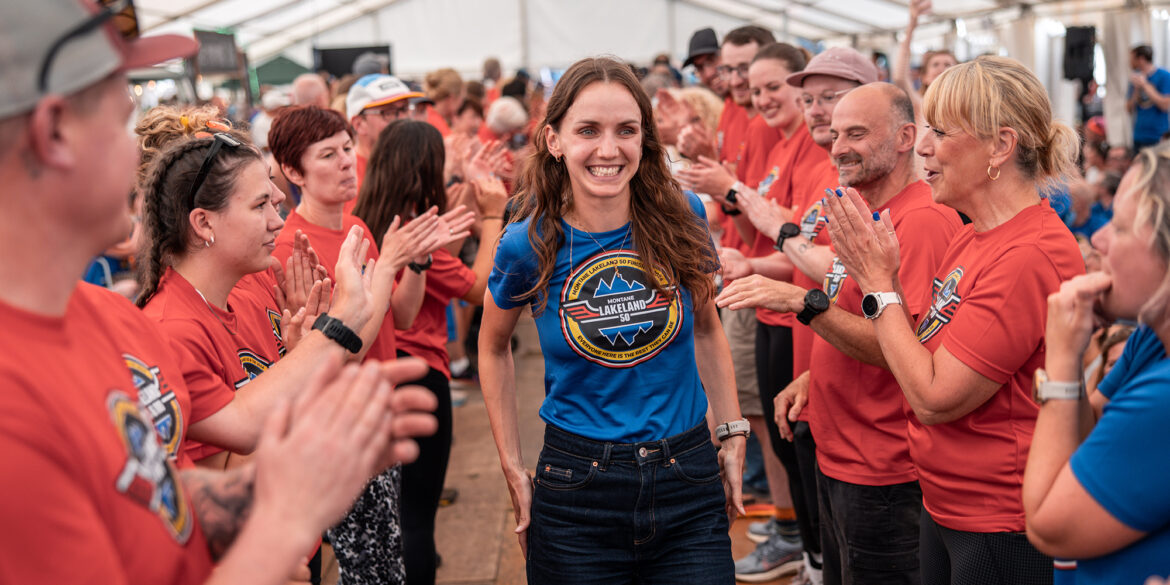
[660,437,673,467]
[599,442,613,472]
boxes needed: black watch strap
[774,222,801,253]
[721,204,742,216]
[312,314,363,353]
[796,289,830,325]
[408,254,433,274]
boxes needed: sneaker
[746,517,801,545]
[746,517,779,544]
[734,534,803,582]
[789,554,824,585]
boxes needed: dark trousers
[817,467,921,585]
[756,322,821,559]
[397,351,454,585]
[919,511,1053,585]
[527,423,733,585]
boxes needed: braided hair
[135,131,261,307]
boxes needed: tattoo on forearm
[181,466,256,560]
[797,243,809,253]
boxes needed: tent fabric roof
[132,0,1115,76]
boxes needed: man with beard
[683,27,729,99]
[717,83,963,585]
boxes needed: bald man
[292,73,330,109]
[718,83,963,584]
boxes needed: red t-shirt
[142,268,282,462]
[234,267,286,357]
[807,181,962,486]
[395,248,475,377]
[789,158,838,379]
[752,125,826,329]
[716,99,751,251]
[910,201,1084,532]
[426,107,452,138]
[273,210,396,362]
[0,284,214,584]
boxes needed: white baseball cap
[346,74,423,121]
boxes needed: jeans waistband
[542,422,711,469]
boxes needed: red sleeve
[896,207,962,319]
[0,416,129,585]
[939,247,1065,384]
[158,320,235,424]
[427,248,475,301]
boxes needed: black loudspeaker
[1064,26,1096,81]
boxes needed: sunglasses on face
[39,0,140,94]
[188,132,242,208]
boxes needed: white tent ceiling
[132,0,1141,78]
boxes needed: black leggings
[397,351,454,585]
[919,512,1052,585]
[756,322,821,559]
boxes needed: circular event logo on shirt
[559,250,682,368]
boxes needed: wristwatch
[725,180,745,204]
[861,292,902,319]
[774,222,801,253]
[408,254,433,274]
[1033,369,1083,404]
[312,314,363,354]
[715,418,751,441]
[796,289,830,325]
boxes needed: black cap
[684,28,720,68]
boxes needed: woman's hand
[677,122,717,161]
[504,468,534,558]
[676,155,737,201]
[718,435,747,524]
[716,274,807,313]
[281,278,331,352]
[774,372,810,442]
[466,140,508,183]
[378,209,439,273]
[738,188,795,241]
[271,230,327,315]
[824,187,901,293]
[718,248,753,280]
[473,175,510,217]
[328,226,375,333]
[1045,272,1113,381]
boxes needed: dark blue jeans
[527,423,734,585]
[816,467,921,585]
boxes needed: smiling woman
[478,56,743,585]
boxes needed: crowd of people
[3,1,1170,585]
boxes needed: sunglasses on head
[39,0,140,94]
[188,132,242,208]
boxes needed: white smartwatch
[861,291,902,319]
[1033,369,1084,404]
[715,418,751,441]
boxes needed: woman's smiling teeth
[589,165,622,177]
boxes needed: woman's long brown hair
[508,57,717,313]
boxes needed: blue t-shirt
[1069,204,1111,238]
[488,192,713,442]
[1096,324,1165,400]
[1131,67,1170,145]
[1069,325,1170,584]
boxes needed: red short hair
[268,105,352,175]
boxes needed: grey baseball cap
[0,0,199,119]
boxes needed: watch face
[862,294,878,317]
[807,289,830,311]
[780,223,801,238]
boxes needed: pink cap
[786,47,879,88]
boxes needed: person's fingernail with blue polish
[873,211,881,221]
[835,188,844,197]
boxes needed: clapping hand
[824,187,900,293]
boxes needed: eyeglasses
[716,64,751,79]
[363,103,409,121]
[188,133,242,208]
[39,0,140,94]
[799,89,853,109]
